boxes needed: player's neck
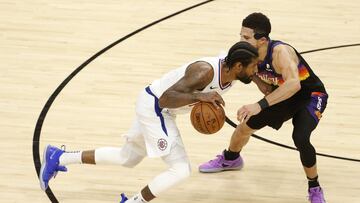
[258,40,270,61]
[220,61,231,86]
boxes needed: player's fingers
[211,101,220,109]
[244,113,251,123]
[237,110,247,122]
[213,92,225,107]
[237,107,246,117]
[241,114,248,123]
[219,97,225,107]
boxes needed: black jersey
[256,40,327,97]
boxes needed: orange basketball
[190,102,225,134]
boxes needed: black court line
[32,1,360,202]
[300,43,360,54]
[225,117,360,162]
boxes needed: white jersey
[129,55,236,158]
[149,55,236,115]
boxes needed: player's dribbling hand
[198,91,225,109]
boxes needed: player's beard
[237,75,252,84]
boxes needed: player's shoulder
[188,60,213,70]
[185,60,214,79]
[189,56,218,71]
[273,43,292,52]
[272,43,296,58]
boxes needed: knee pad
[119,144,145,168]
[292,127,312,150]
[148,160,191,197]
[293,135,308,149]
[292,133,316,167]
[170,162,191,180]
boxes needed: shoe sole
[39,144,50,191]
[199,165,244,173]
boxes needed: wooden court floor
[1,0,359,202]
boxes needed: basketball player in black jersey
[199,13,328,203]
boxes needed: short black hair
[242,12,271,39]
[225,41,258,68]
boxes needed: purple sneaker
[39,145,67,191]
[199,151,244,173]
[308,186,326,203]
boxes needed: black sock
[307,175,320,189]
[224,149,240,160]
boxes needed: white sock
[59,151,82,165]
[126,192,148,203]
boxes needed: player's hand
[198,91,225,109]
[252,75,274,96]
[237,103,261,123]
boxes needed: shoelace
[61,144,80,153]
[208,155,224,166]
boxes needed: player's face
[240,27,258,48]
[236,59,258,84]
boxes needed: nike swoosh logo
[49,151,57,160]
[210,86,217,89]
[222,163,230,167]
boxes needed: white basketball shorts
[124,87,186,159]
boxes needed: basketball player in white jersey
[39,41,259,202]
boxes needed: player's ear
[235,62,243,71]
[257,37,268,46]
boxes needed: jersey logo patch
[157,138,168,151]
[265,64,273,72]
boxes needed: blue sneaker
[120,193,128,203]
[39,145,67,191]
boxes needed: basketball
[190,102,225,134]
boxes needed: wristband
[257,98,269,110]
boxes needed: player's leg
[124,105,190,202]
[198,122,254,173]
[292,108,319,181]
[292,93,327,203]
[292,108,326,203]
[39,117,146,191]
[198,101,288,173]
[122,87,190,202]
[126,137,191,202]
[82,118,147,167]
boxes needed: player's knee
[117,145,143,168]
[292,131,311,150]
[121,153,144,168]
[302,157,316,168]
